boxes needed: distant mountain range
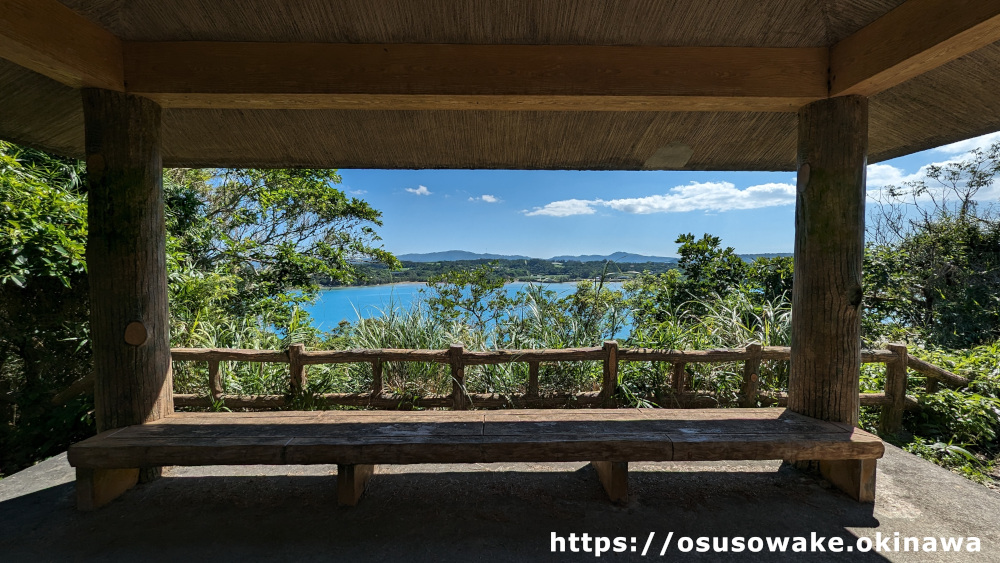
[395,250,792,263]
[396,250,534,262]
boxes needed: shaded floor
[0,445,997,562]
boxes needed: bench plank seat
[67,408,884,508]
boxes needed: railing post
[740,344,762,408]
[879,343,908,435]
[601,340,618,408]
[208,360,223,402]
[289,343,306,396]
[450,344,466,410]
[527,361,540,398]
[672,362,687,395]
[371,359,383,397]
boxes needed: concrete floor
[1,445,997,562]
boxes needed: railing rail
[55,342,971,435]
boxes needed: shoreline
[319,279,628,290]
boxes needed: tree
[165,168,399,322]
[425,262,518,329]
[0,146,400,475]
[0,141,92,476]
[865,142,1000,347]
[626,233,750,326]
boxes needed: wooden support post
[75,468,139,511]
[788,95,868,427]
[83,89,173,431]
[671,362,687,394]
[879,344,909,435]
[83,89,172,490]
[741,343,762,408]
[208,360,222,401]
[450,344,466,410]
[601,340,618,408]
[926,377,939,394]
[289,343,306,395]
[371,360,383,396]
[591,461,628,504]
[527,361,540,398]
[337,464,375,506]
[820,459,877,503]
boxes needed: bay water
[303,281,624,331]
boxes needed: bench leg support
[820,459,877,503]
[76,468,139,511]
[337,464,376,506]
[591,461,628,504]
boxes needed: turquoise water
[303,281,624,330]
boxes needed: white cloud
[866,163,911,189]
[405,185,432,196]
[934,131,1000,155]
[524,199,598,217]
[524,181,795,217]
[603,181,795,213]
[348,189,367,196]
[469,194,501,203]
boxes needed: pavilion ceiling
[1,0,999,170]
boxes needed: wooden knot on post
[289,343,306,396]
[601,340,618,408]
[450,344,467,410]
[879,343,908,436]
[740,343,762,408]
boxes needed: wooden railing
[162,341,969,435]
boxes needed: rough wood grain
[879,344,908,435]
[601,341,618,408]
[68,408,884,469]
[741,344,763,408]
[84,89,174,434]
[461,348,604,364]
[171,348,288,363]
[672,363,688,394]
[591,461,628,504]
[75,467,138,511]
[124,43,827,112]
[0,0,123,90]
[300,349,448,364]
[288,343,306,395]
[371,360,383,396]
[788,96,868,426]
[906,355,969,387]
[831,0,1000,96]
[208,360,222,401]
[337,464,375,506]
[450,344,466,410]
[620,348,749,362]
[527,361,539,398]
[820,458,877,503]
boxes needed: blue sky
[337,131,1000,258]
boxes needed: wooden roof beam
[831,0,1000,97]
[0,0,123,91]
[123,43,828,112]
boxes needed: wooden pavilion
[2,0,999,508]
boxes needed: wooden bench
[67,408,884,510]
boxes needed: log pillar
[788,95,873,503]
[788,95,867,427]
[82,89,173,488]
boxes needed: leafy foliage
[0,142,93,476]
[865,143,1000,347]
